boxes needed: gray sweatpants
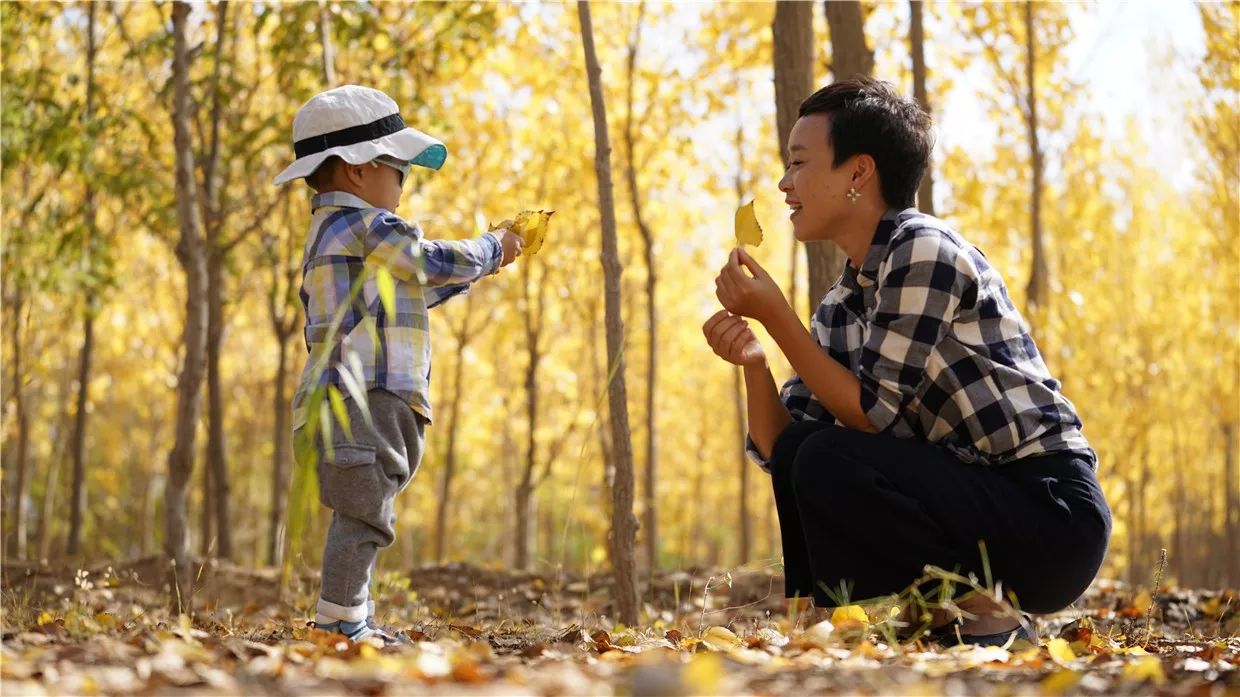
[297,389,425,623]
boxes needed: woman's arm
[743,360,793,459]
[763,306,876,433]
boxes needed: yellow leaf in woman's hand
[735,200,764,247]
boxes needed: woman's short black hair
[799,77,933,210]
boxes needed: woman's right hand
[703,309,766,367]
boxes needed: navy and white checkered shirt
[748,208,1092,470]
[291,191,501,429]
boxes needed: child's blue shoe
[314,618,410,647]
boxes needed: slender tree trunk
[433,309,470,564]
[167,0,210,612]
[622,3,658,577]
[319,0,337,87]
[201,1,233,562]
[909,0,935,216]
[1023,0,1048,318]
[8,290,30,559]
[37,370,74,561]
[205,256,232,559]
[579,0,639,626]
[1225,422,1238,585]
[67,4,101,558]
[268,333,292,566]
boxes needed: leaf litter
[2,559,1237,695]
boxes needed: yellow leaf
[508,209,554,255]
[375,266,397,323]
[684,652,724,693]
[1122,655,1167,685]
[1132,590,1152,614]
[1045,637,1076,666]
[830,605,868,630]
[1041,669,1081,695]
[36,611,53,626]
[700,625,740,651]
[734,200,763,247]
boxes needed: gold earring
[846,187,861,203]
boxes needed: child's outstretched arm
[365,212,521,290]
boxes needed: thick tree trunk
[167,0,210,613]
[66,3,100,558]
[1023,1,1048,318]
[775,1,845,309]
[622,3,658,577]
[578,0,639,626]
[909,0,935,216]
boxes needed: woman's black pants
[769,421,1111,613]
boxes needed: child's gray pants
[299,389,424,623]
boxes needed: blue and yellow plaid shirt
[292,191,501,429]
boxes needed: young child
[274,85,523,645]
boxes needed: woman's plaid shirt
[749,209,1092,470]
[292,192,501,429]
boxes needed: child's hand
[703,309,766,367]
[494,226,524,268]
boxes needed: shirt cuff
[858,372,904,434]
[744,434,773,473]
[480,231,503,276]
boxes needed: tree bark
[319,0,337,87]
[909,0,935,216]
[1225,422,1238,585]
[433,292,476,564]
[8,289,29,559]
[167,0,210,613]
[578,0,639,626]
[622,2,659,577]
[202,1,233,562]
[1023,0,1047,318]
[66,2,100,558]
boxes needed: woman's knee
[790,425,867,492]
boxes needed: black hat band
[293,113,406,159]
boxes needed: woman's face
[778,114,857,243]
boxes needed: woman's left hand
[714,248,789,325]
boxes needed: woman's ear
[851,153,878,191]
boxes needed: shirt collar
[853,208,906,288]
[311,190,376,211]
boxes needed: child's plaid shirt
[748,208,1092,470]
[292,191,501,429]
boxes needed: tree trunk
[1023,0,1047,319]
[167,0,210,613]
[578,0,639,626]
[8,290,30,559]
[201,0,233,562]
[433,307,471,564]
[1225,422,1238,585]
[909,0,935,216]
[268,334,291,566]
[66,2,100,558]
[205,256,232,559]
[622,3,658,577]
[319,0,337,87]
[734,366,751,564]
[775,1,843,309]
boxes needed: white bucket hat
[273,85,447,186]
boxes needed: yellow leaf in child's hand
[734,200,763,247]
[510,209,554,255]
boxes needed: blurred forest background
[1,0,1237,598]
